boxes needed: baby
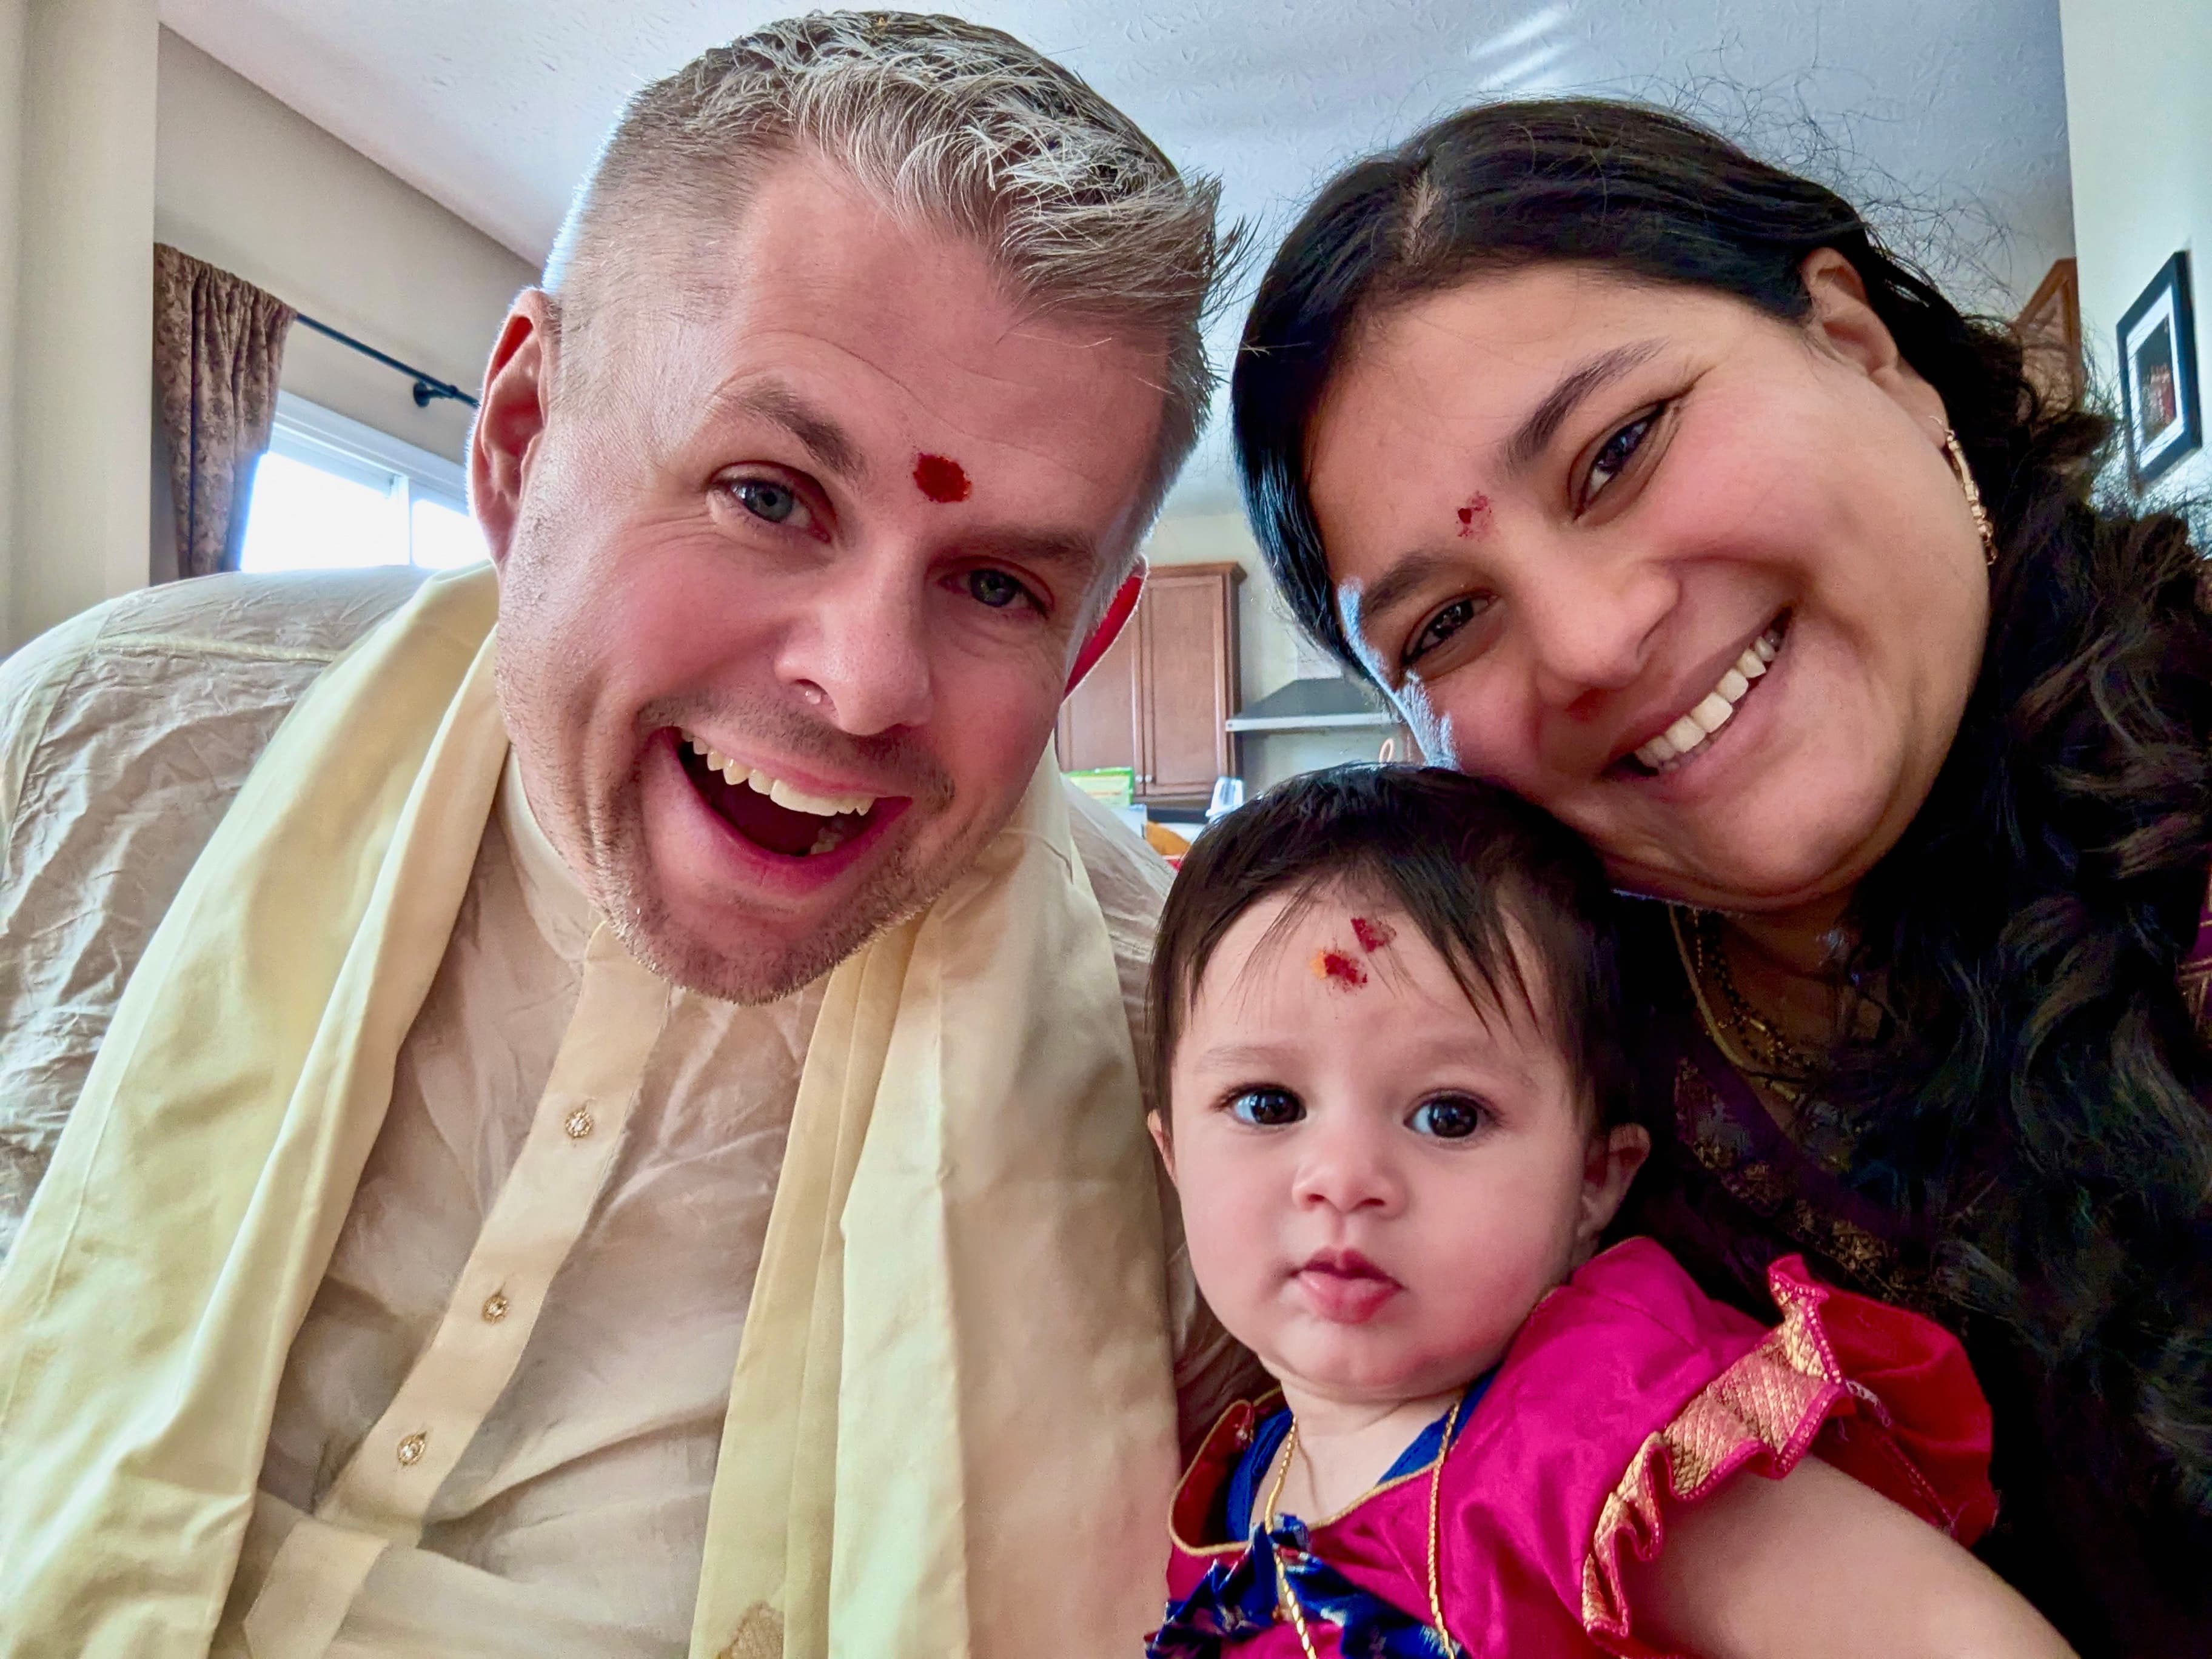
[1143,765,2070,1658]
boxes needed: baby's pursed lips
[1296,1247,1398,1285]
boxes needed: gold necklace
[1260,1398,1466,1657]
[1670,906,1880,1179]
[1670,906,1822,1105]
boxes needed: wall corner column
[4,0,157,653]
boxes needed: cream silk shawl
[0,565,1178,1657]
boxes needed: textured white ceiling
[159,0,2074,511]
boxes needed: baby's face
[1158,888,1633,1409]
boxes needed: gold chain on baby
[1260,1395,1467,1657]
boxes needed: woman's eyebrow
[1346,549,1461,637]
[1338,340,1669,650]
[1501,340,1663,473]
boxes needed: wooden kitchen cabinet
[1056,561,1241,807]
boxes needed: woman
[1231,99,2212,1655]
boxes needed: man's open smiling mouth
[673,728,896,859]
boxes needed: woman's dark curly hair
[1233,96,2212,1581]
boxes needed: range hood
[1224,675,1398,733]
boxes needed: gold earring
[1942,427,1997,568]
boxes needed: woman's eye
[1407,1093,1486,1139]
[1582,407,1661,506]
[964,568,1037,612]
[731,479,800,525]
[1226,1087,1304,1128]
[1404,595,1490,669]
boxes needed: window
[239,393,486,574]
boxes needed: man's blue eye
[967,569,1028,609]
[735,481,797,524]
[1227,1087,1302,1128]
[1408,1093,1484,1139]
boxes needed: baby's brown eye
[1409,1093,1486,1139]
[1228,1087,1302,1128]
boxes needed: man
[0,16,1245,1656]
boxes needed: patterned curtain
[152,245,296,580]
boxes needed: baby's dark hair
[1147,764,1639,1130]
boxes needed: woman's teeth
[1634,630,1780,771]
[684,735,876,818]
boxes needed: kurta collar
[498,747,600,964]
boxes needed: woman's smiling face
[1305,257,1992,914]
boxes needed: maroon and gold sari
[1614,896,2212,1658]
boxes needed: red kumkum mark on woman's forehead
[1313,948,1369,990]
[1350,915,1396,954]
[1455,493,1491,538]
[913,453,971,503]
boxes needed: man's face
[476,155,1169,1002]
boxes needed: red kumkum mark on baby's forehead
[1313,948,1369,990]
[913,453,971,503]
[1455,492,1491,538]
[1350,915,1396,954]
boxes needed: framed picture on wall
[2014,258,2083,406]
[2117,251,2201,488]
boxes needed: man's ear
[1798,249,1947,432]
[471,289,558,569]
[1574,1123,1651,1260]
[1067,565,1145,695]
[1147,1110,1177,1184]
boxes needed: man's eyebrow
[959,526,1104,583]
[706,377,865,480]
[1501,340,1664,474]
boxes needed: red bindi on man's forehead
[1455,493,1492,538]
[913,452,971,503]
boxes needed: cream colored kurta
[0,570,1251,1656]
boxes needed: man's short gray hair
[546,10,1229,532]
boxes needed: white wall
[2060,0,2212,502]
[0,0,22,649]
[4,0,156,650]
[154,28,537,468]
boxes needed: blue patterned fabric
[1221,1375,1495,1543]
[1145,1515,1460,1657]
[1150,1378,1494,1657]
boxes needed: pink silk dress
[1152,1239,1996,1658]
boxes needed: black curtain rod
[293,313,479,410]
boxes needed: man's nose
[1517,546,1675,714]
[774,555,934,736]
[1290,1116,1403,1216]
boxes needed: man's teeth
[684,735,875,817]
[1634,632,1779,771]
